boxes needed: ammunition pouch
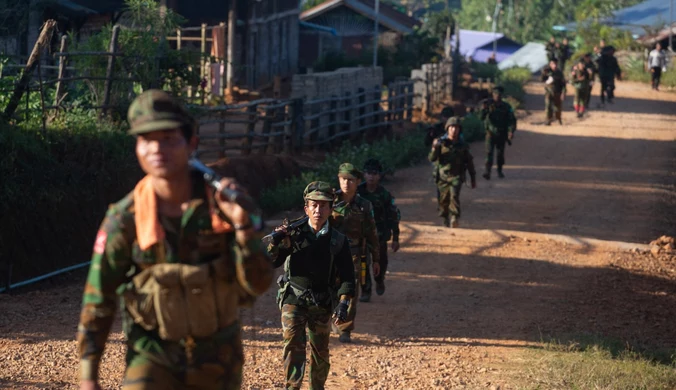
[121,259,239,342]
[276,275,331,309]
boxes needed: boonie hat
[303,181,334,202]
[338,163,363,180]
[127,89,194,135]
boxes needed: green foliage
[301,0,326,11]
[420,9,455,45]
[259,132,428,214]
[498,66,531,108]
[470,62,500,80]
[623,56,676,90]
[460,112,484,143]
[574,22,640,55]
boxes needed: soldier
[429,117,477,228]
[77,90,273,390]
[541,59,567,125]
[597,45,621,106]
[545,36,557,63]
[426,106,456,205]
[480,86,516,180]
[571,60,592,118]
[558,37,571,71]
[357,158,401,300]
[583,52,598,107]
[330,163,380,343]
[268,181,355,390]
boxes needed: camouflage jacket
[428,137,476,185]
[267,222,355,307]
[330,194,380,264]
[357,183,401,243]
[585,61,598,80]
[571,67,591,89]
[480,100,516,136]
[545,42,557,61]
[76,174,272,381]
[542,68,567,95]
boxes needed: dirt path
[1,81,675,390]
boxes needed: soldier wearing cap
[76,90,272,390]
[424,106,455,147]
[330,163,380,343]
[480,86,516,180]
[429,117,477,227]
[357,158,401,299]
[268,181,355,390]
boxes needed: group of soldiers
[542,38,622,124]
[425,86,517,228]
[76,90,401,390]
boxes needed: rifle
[189,157,259,214]
[261,190,345,246]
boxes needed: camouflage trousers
[281,304,332,390]
[545,93,563,122]
[437,179,463,219]
[121,324,243,390]
[336,253,364,333]
[485,133,507,172]
[361,241,388,293]
[574,87,589,110]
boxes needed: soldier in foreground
[77,90,272,390]
[571,59,592,118]
[480,86,516,180]
[268,182,355,390]
[542,59,567,125]
[429,117,477,228]
[330,163,380,343]
[357,158,401,299]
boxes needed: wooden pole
[36,60,47,133]
[176,28,182,50]
[2,19,57,120]
[54,35,68,108]
[102,25,121,117]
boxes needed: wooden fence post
[309,101,319,149]
[241,103,257,155]
[328,96,337,141]
[357,87,365,140]
[387,84,394,124]
[102,25,120,117]
[54,35,68,108]
[342,92,351,145]
[260,105,273,155]
[218,111,226,158]
[176,28,182,50]
[372,85,381,137]
[288,98,304,154]
[274,105,285,153]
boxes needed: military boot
[450,216,459,228]
[497,167,505,179]
[359,288,371,302]
[339,331,352,343]
[376,281,386,295]
[443,216,450,227]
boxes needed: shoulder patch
[93,230,107,254]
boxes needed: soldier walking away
[597,45,622,106]
[330,163,380,343]
[583,53,598,107]
[545,36,557,63]
[267,181,355,390]
[649,43,667,91]
[77,90,273,390]
[357,158,401,298]
[542,59,567,125]
[558,37,571,71]
[571,60,592,118]
[480,86,516,180]
[429,117,477,228]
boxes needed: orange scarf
[133,175,233,251]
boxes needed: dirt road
[1,81,675,389]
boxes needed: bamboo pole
[101,25,121,117]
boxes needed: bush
[470,62,501,80]
[259,131,428,214]
[461,112,485,143]
[623,55,676,89]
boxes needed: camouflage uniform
[426,107,455,203]
[541,67,567,124]
[583,55,598,107]
[267,182,355,390]
[571,62,591,117]
[76,90,273,390]
[357,159,401,296]
[480,87,516,179]
[330,163,380,340]
[545,39,557,62]
[429,117,476,227]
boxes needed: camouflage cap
[338,163,363,180]
[127,89,194,135]
[440,106,454,118]
[303,181,334,202]
[446,116,461,127]
[363,158,383,173]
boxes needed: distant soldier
[542,59,567,125]
[268,181,355,390]
[583,53,598,107]
[597,46,621,105]
[428,117,477,228]
[545,36,557,62]
[571,60,592,118]
[480,86,516,180]
[426,106,456,204]
[76,90,273,390]
[558,37,571,71]
[648,43,667,91]
[357,158,401,299]
[330,163,380,343]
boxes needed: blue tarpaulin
[451,29,523,63]
[562,0,675,37]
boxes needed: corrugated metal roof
[452,29,506,57]
[498,42,548,73]
[300,0,420,34]
[563,0,674,37]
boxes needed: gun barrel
[189,158,259,213]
